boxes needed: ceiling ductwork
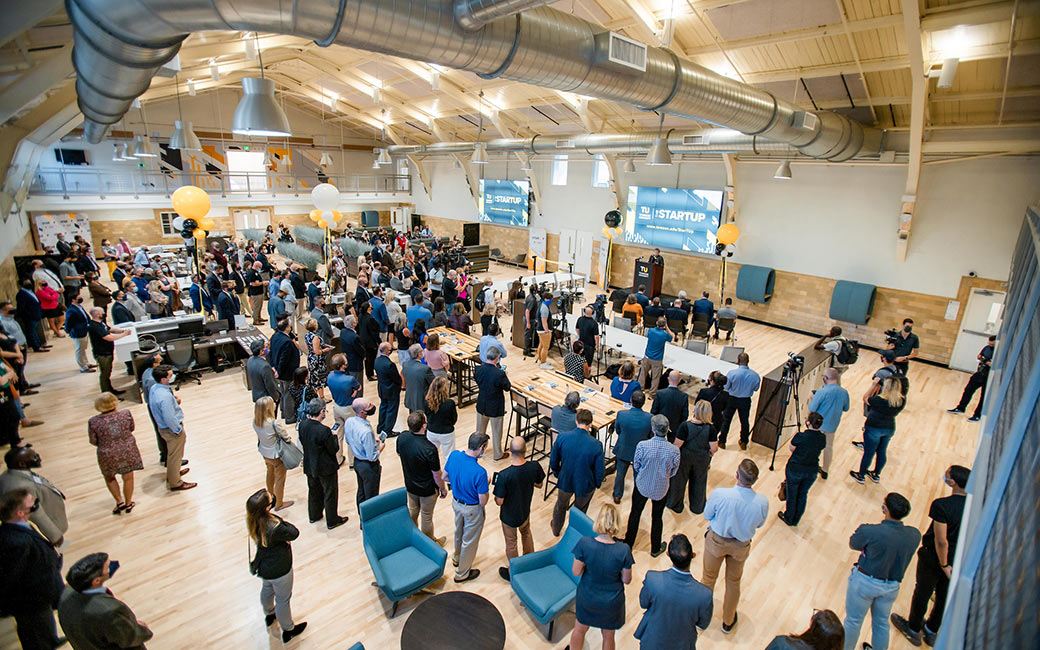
[67,0,884,161]
[455,0,559,30]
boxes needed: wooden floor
[0,262,980,650]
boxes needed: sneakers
[722,612,738,634]
[947,408,965,414]
[454,568,480,583]
[281,621,307,643]
[867,471,881,483]
[849,471,865,484]
[851,441,864,450]
[923,626,937,646]
[539,362,553,370]
[890,614,923,647]
[265,613,277,627]
[967,415,980,422]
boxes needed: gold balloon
[309,209,322,221]
[199,217,216,231]
[716,223,740,246]
[172,185,211,219]
[193,227,207,241]
[317,219,328,228]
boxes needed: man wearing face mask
[58,552,153,649]
[889,318,920,376]
[0,446,69,547]
[344,397,384,513]
[148,366,196,492]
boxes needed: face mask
[478,448,486,459]
[941,473,949,487]
[108,560,120,578]
[169,373,177,383]
[904,325,912,333]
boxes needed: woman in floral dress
[304,320,331,400]
[88,392,144,514]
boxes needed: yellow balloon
[172,185,210,220]
[193,227,207,241]
[331,210,343,221]
[717,223,740,246]
[309,209,322,221]
[614,226,623,236]
[317,219,328,228]
[199,217,216,231]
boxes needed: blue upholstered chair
[359,488,447,617]
[347,644,364,650]
[509,506,595,639]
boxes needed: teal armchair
[360,488,447,616]
[509,506,595,639]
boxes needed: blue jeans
[844,568,901,650]
[859,426,894,475]
[613,459,632,499]
[782,467,817,525]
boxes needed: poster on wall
[479,179,530,226]
[33,212,93,251]
[623,186,724,253]
[528,227,547,273]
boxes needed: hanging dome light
[645,137,671,166]
[372,157,381,170]
[519,154,532,171]
[319,152,333,167]
[232,77,291,137]
[622,157,636,173]
[377,148,392,165]
[111,143,123,162]
[169,120,202,151]
[118,143,136,161]
[133,135,159,158]
[773,159,793,180]
[471,142,488,165]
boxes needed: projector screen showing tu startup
[624,186,724,253]
[478,179,530,226]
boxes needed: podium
[633,259,664,298]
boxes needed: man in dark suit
[635,533,713,650]
[651,371,689,441]
[374,342,402,438]
[58,552,153,650]
[204,267,222,300]
[268,317,300,398]
[474,346,511,460]
[644,297,665,323]
[189,275,214,316]
[0,489,65,650]
[612,390,652,503]
[215,281,241,325]
[298,399,347,529]
[109,291,134,325]
[692,291,715,326]
[15,279,46,352]
[309,294,335,347]
[548,409,604,536]
[246,339,280,404]
[64,295,96,373]
[55,233,72,258]
[401,343,434,415]
[338,314,366,395]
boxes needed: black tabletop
[400,591,506,650]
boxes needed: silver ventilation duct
[455,0,559,30]
[67,0,883,161]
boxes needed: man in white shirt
[815,325,850,374]
[701,459,769,634]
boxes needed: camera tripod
[750,358,804,471]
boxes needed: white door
[559,228,577,267]
[231,208,272,234]
[573,229,594,277]
[949,288,1005,372]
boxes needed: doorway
[949,288,1005,372]
[558,228,594,277]
[231,207,272,236]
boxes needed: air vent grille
[608,32,647,72]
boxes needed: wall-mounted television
[478,179,530,226]
[623,186,724,253]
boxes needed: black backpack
[836,338,860,365]
[474,288,487,312]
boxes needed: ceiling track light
[319,152,333,167]
[773,159,792,180]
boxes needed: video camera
[883,328,901,345]
[591,294,609,324]
[784,351,805,372]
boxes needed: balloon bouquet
[171,185,213,290]
[714,222,740,302]
[309,183,341,281]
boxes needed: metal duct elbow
[455,0,558,30]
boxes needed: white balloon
[311,183,340,211]
[322,210,335,222]
[172,216,186,230]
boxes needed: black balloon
[604,210,622,228]
[183,218,198,231]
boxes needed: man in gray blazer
[59,552,153,650]
[401,343,434,414]
[0,446,68,546]
[246,339,280,404]
[634,533,713,650]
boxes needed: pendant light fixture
[773,159,793,180]
[319,152,333,167]
[169,74,202,151]
[111,143,123,162]
[471,91,488,165]
[645,112,672,166]
[372,157,381,170]
[131,104,160,158]
[377,109,393,165]
[622,157,636,173]
[232,34,291,137]
[519,155,532,171]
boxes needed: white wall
[410,154,1040,297]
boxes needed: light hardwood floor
[0,263,980,650]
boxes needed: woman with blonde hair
[851,376,906,483]
[667,399,718,514]
[88,392,143,514]
[569,504,634,650]
[245,489,307,643]
[423,333,450,380]
[423,376,457,461]
[254,396,295,510]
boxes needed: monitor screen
[623,186,724,253]
[478,179,530,226]
[178,319,205,337]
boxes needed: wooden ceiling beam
[682,14,904,57]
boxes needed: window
[592,156,610,188]
[550,155,569,186]
[226,150,267,191]
[158,211,179,237]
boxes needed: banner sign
[624,186,724,253]
[479,179,530,226]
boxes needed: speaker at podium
[634,258,664,298]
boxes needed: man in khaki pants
[245,261,266,325]
[701,459,767,634]
[147,366,197,491]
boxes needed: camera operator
[815,325,849,374]
[889,318,920,376]
[947,334,996,422]
[575,306,600,366]
[522,287,540,358]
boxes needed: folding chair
[685,339,708,355]
[667,318,688,343]
[721,345,745,364]
[714,317,736,343]
[506,388,538,450]
[689,319,711,342]
[612,316,632,332]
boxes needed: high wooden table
[429,326,480,407]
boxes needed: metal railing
[29,168,411,198]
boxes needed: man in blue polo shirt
[807,368,850,479]
[639,317,674,398]
[444,433,490,583]
[719,352,760,451]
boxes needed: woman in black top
[667,400,717,514]
[695,371,728,435]
[423,377,458,462]
[851,377,906,483]
[765,609,844,650]
[357,302,380,381]
[246,489,308,643]
[779,412,827,526]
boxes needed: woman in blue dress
[610,360,641,404]
[567,504,634,650]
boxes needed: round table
[400,591,506,650]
